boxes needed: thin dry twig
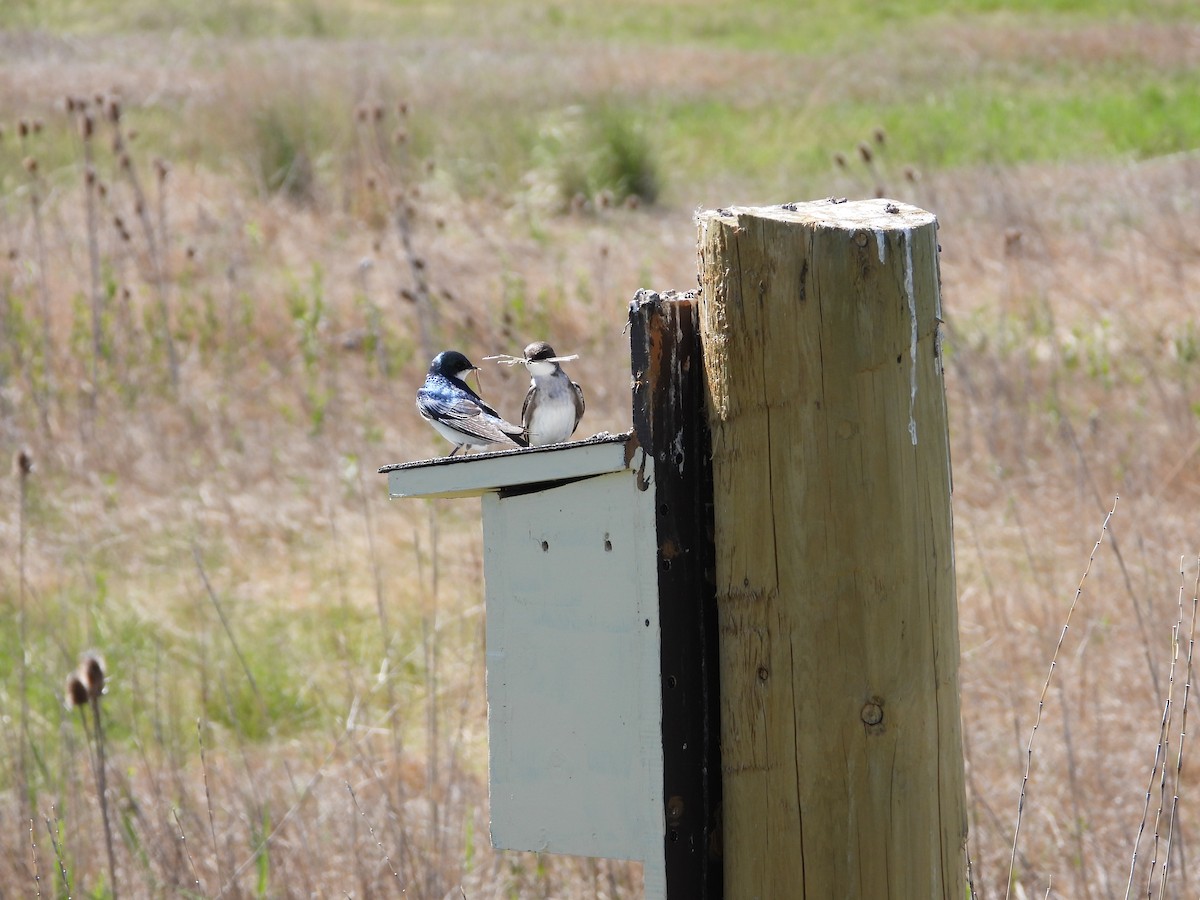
[197,719,226,893]
[16,449,33,826]
[1155,557,1199,899]
[346,781,402,884]
[108,100,180,389]
[171,807,205,897]
[1006,497,1118,899]
[44,816,71,898]
[29,818,43,897]
[191,543,261,705]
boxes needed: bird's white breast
[527,401,577,445]
[526,373,579,446]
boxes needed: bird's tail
[505,423,530,448]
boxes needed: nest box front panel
[481,465,663,864]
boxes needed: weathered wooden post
[696,200,967,897]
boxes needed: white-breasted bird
[520,341,585,447]
[417,350,528,456]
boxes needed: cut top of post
[699,198,935,233]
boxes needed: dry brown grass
[1,16,1198,900]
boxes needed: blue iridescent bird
[417,350,528,456]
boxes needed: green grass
[651,69,1200,200]
[4,3,1195,205]
[5,0,1198,48]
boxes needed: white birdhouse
[380,292,722,900]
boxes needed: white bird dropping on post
[417,350,528,456]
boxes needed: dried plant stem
[111,116,179,389]
[1158,557,1200,898]
[1005,497,1118,900]
[17,453,32,824]
[88,696,121,899]
[216,728,354,898]
[29,818,43,897]
[197,719,226,893]
[1048,347,1162,698]
[192,543,261,704]
[359,108,439,358]
[171,807,205,896]
[395,203,438,361]
[1143,608,1183,896]
[1053,675,1093,899]
[346,781,402,883]
[44,816,71,898]
[80,115,104,406]
[1129,688,1174,898]
[21,139,54,432]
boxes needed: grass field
[1,0,1199,896]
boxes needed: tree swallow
[521,341,585,447]
[418,350,528,456]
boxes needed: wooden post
[629,290,723,898]
[696,201,967,898]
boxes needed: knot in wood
[756,665,769,683]
[666,794,685,826]
[861,701,883,726]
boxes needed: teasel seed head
[66,672,90,709]
[80,651,107,699]
[15,447,33,477]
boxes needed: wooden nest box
[379,292,719,900]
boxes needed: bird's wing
[521,381,536,429]
[570,381,585,434]
[417,389,482,423]
[419,389,526,444]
